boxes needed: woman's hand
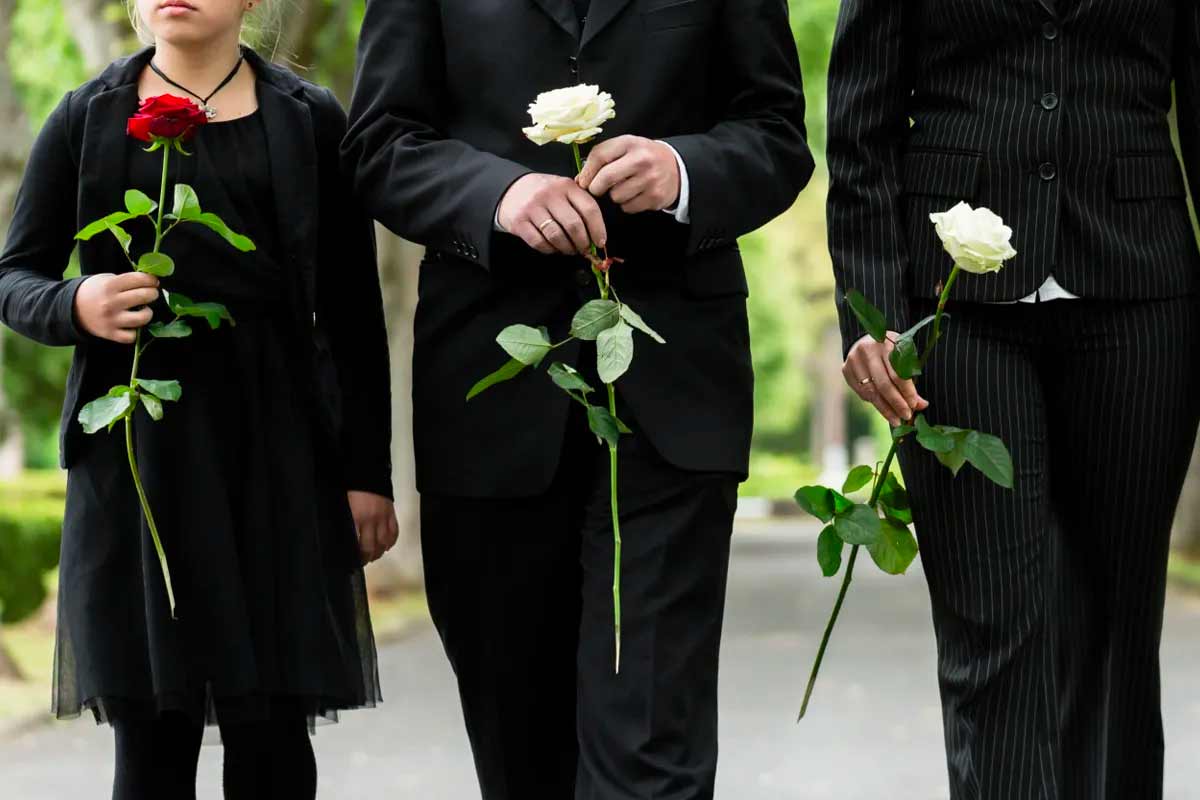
[347,490,400,565]
[843,333,929,426]
[73,272,160,344]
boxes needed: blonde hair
[126,0,285,54]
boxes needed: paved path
[4,520,1200,798]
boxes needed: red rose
[126,94,209,143]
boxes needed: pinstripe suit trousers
[897,295,1200,800]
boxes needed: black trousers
[898,296,1200,800]
[421,403,739,800]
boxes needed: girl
[828,1,1200,798]
[0,1,397,797]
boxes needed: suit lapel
[530,0,581,39]
[581,0,636,47]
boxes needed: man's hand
[497,173,608,256]
[73,272,160,344]
[843,333,929,426]
[576,135,681,214]
[348,490,399,565]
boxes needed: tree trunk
[365,229,424,592]
[60,0,131,73]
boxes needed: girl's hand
[844,333,929,426]
[347,490,400,565]
[74,272,160,344]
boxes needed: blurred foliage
[0,472,65,625]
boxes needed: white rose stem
[798,264,962,720]
[125,139,177,619]
[573,142,623,673]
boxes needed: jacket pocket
[1110,153,1187,200]
[902,149,984,199]
[642,0,704,31]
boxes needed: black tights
[112,711,317,800]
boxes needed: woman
[828,1,1200,798]
[0,0,397,796]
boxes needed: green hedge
[0,472,65,624]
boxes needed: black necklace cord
[148,54,244,118]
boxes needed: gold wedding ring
[538,219,556,231]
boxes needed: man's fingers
[513,219,556,255]
[565,187,607,248]
[883,356,925,413]
[115,308,154,329]
[111,271,160,291]
[358,520,378,564]
[620,192,658,215]
[547,198,591,253]
[116,287,160,309]
[868,356,913,423]
[587,155,641,197]
[112,328,138,345]
[577,136,632,188]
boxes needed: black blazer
[0,47,394,498]
[343,0,813,497]
[828,0,1200,349]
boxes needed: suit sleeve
[826,0,912,354]
[341,0,532,270]
[661,0,814,255]
[316,89,394,500]
[1177,0,1200,211]
[0,91,89,347]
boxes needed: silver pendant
[203,105,217,120]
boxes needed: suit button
[569,55,579,79]
[575,268,592,287]
[1040,92,1059,110]
[1039,162,1057,181]
[1042,21,1059,40]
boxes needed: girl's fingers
[115,308,154,329]
[116,287,160,309]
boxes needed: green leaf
[547,362,593,395]
[915,414,955,453]
[148,320,193,339]
[845,288,888,342]
[134,378,181,402]
[587,404,622,447]
[137,251,175,277]
[466,358,526,401]
[877,473,913,525]
[495,324,553,366]
[892,423,916,440]
[868,518,919,575]
[615,416,633,434]
[172,183,202,220]
[78,386,134,434]
[194,212,256,252]
[889,334,922,380]
[124,189,157,217]
[165,291,236,330]
[619,304,666,344]
[794,486,835,523]
[104,221,132,254]
[962,431,1015,489]
[570,299,621,341]
[817,526,844,577]
[75,211,134,241]
[832,503,883,546]
[139,393,164,421]
[935,439,969,476]
[842,465,875,495]
[596,320,634,384]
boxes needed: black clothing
[897,297,1200,800]
[421,401,737,800]
[0,46,393,499]
[343,0,814,497]
[828,0,1200,348]
[112,707,316,800]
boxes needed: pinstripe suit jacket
[828,0,1200,349]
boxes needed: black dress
[53,110,381,728]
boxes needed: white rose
[928,202,1017,275]
[522,84,616,146]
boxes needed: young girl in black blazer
[0,0,398,797]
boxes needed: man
[342,1,812,796]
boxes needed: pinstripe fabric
[897,297,1200,800]
[827,0,1200,350]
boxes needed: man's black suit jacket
[827,0,1200,350]
[343,0,814,497]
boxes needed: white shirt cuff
[658,141,690,224]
